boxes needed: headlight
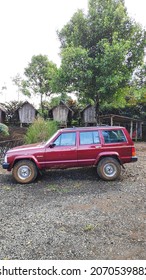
[4,154,7,163]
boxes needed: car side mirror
[49,143,56,148]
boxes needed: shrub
[0,123,9,136]
[24,117,58,144]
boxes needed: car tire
[12,160,38,184]
[97,157,121,181]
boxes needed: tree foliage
[14,55,58,113]
[3,101,23,123]
[57,0,146,114]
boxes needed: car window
[102,130,126,143]
[80,131,100,145]
[54,132,76,146]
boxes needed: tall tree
[17,55,57,112]
[57,0,146,116]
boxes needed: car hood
[7,142,45,153]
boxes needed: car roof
[59,126,125,132]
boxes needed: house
[98,114,143,140]
[17,101,37,126]
[49,101,73,127]
[80,105,97,126]
[0,104,6,123]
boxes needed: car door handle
[70,147,76,150]
[95,146,101,148]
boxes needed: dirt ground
[0,142,146,260]
[0,126,27,141]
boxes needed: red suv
[2,126,137,184]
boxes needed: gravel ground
[0,142,146,260]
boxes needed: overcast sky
[0,0,146,104]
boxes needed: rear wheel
[12,160,38,184]
[97,157,121,181]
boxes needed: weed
[83,224,95,232]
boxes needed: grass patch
[46,184,58,192]
[46,184,70,193]
[24,117,58,144]
[83,224,95,232]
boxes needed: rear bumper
[2,162,10,170]
[131,156,138,162]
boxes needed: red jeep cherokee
[2,126,137,184]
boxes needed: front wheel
[97,157,121,181]
[12,160,38,184]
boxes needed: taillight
[132,146,136,157]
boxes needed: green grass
[83,224,95,232]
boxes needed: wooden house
[81,105,97,126]
[17,101,37,126]
[49,101,73,127]
[0,104,6,123]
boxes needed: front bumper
[2,162,10,170]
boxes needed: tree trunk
[40,93,44,116]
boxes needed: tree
[57,0,146,116]
[12,73,22,101]
[123,63,146,105]
[16,55,58,113]
[4,101,23,123]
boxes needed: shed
[81,105,97,126]
[49,101,73,127]
[18,102,37,126]
[0,104,6,123]
[98,114,143,140]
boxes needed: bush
[24,117,58,144]
[0,123,9,136]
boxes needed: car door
[77,130,101,166]
[44,132,77,168]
